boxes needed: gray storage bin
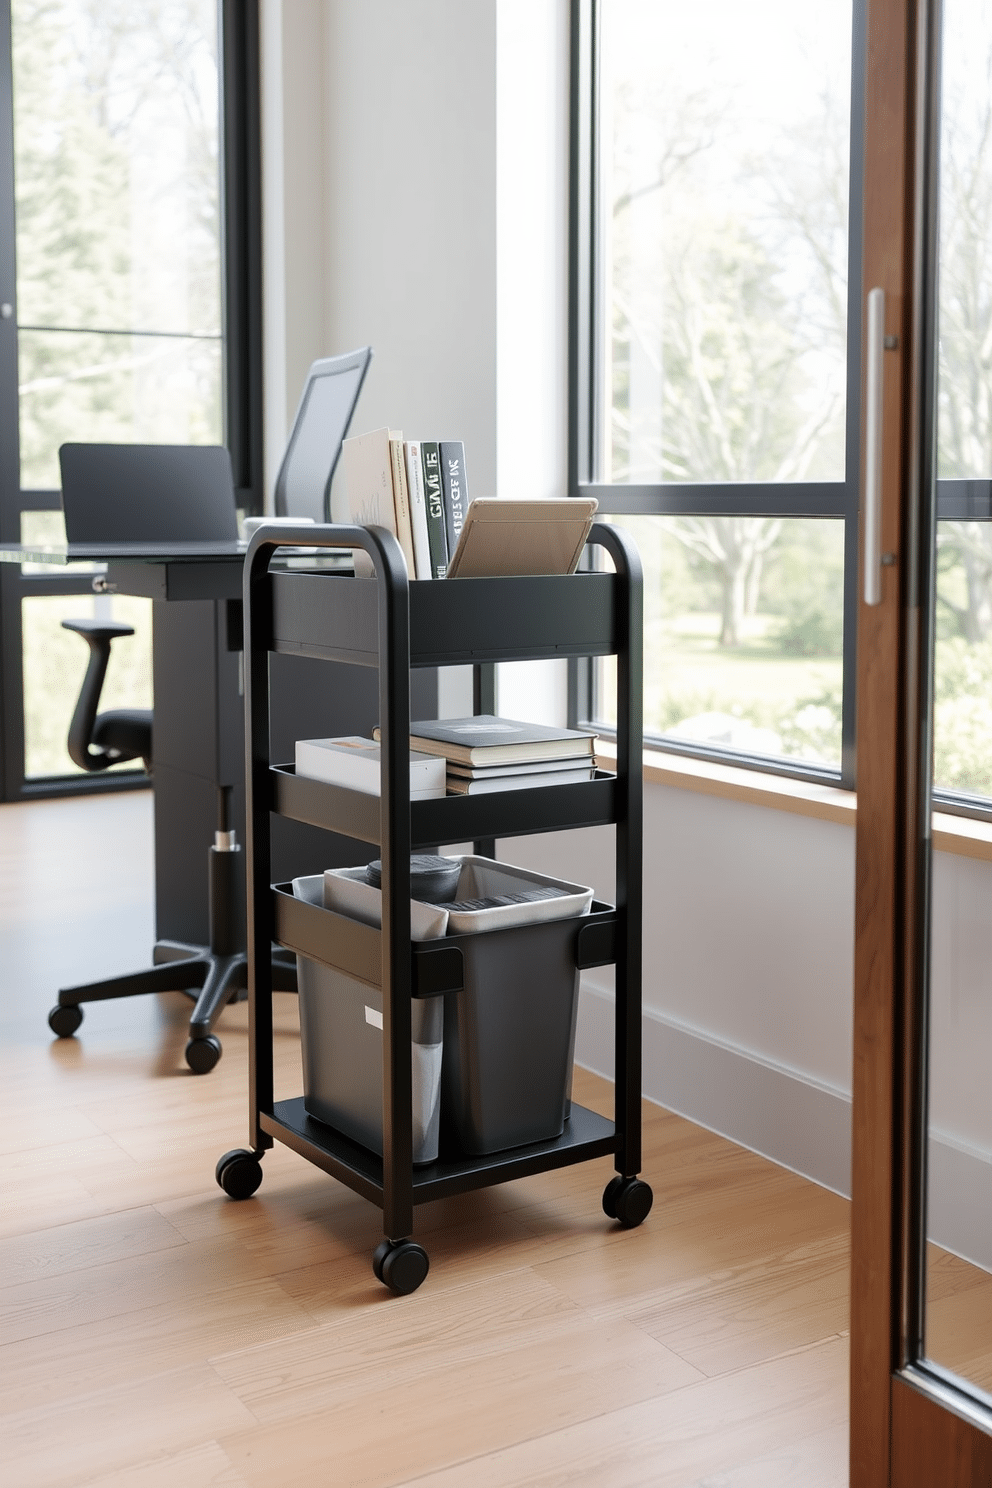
[295,856,593,1164]
[440,910,584,1155]
[292,875,444,1164]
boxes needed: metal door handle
[864,287,885,605]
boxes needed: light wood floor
[0,792,859,1486]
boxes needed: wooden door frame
[851,0,992,1482]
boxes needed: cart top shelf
[265,569,622,667]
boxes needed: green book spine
[439,440,469,557]
[421,441,449,578]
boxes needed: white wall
[322,0,498,507]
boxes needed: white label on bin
[365,1006,383,1030]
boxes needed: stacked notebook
[375,716,598,796]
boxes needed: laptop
[59,443,239,544]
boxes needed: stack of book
[341,427,468,579]
[374,715,598,796]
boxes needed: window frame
[0,0,263,802]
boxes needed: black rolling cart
[215,521,652,1294]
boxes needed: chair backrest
[274,347,372,522]
[59,444,239,543]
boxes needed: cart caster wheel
[215,1149,263,1199]
[602,1175,626,1220]
[376,1240,429,1295]
[48,1004,83,1038]
[185,1034,222,1074]
[372,1239,392,1283]
[605,1176,653,1229]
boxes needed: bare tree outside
[930,8,992,793]
[599,1,851,767]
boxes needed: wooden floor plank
[381,1336,849,1488]
[82,1441,249,1488]
[216,1304,703,1487]
[0,1363,256,1488]
[0,1276,318,1416]
[0,1206,187,1289]
[625,1230,850,1377]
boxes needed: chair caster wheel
[49,1004,83,1038]
[374,1239,429,1294]
[185,1034,222,1074]
[603,1176,653,1229]
[215,1149,263,1199]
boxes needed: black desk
[0,538,436,948]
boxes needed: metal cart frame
[216,521,651,1292]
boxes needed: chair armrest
[62,618,135,770]
[61,618,135,641]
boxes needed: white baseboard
[575,979,992,1272]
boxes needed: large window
[0,0,261,797]
[573,0,861,785]
[574,0,992,810]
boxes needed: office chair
[55,444,245,780]
[274,346,372,520]
[49,444,297,1072]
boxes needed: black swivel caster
[372,1238,430,1294]
[48,1004,84,1038]
[603,1175,653,1229]
[185,1034,222,1074]
[215,1148,263,1199]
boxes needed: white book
[295,736,446,799]
[403,439,432,580]
[387,432,417,577]
[340,427,401,577]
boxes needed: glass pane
[933,521,992,798]
[924,0,992,1400]
[599,0,852,484]
[22,594,153,779]
[597,515,844,770]
[17,330,223,489]
[936,0,992,481]
[11,0,223,487]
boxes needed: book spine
[439,440,469,559]
[388,434,417,578]
[404,440,432,580]
[421,441,449,579]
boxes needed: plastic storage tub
[295,856,594,1163]
[292,875,445,1164]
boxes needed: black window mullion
[581,481,850,519]
[221,0,263,514]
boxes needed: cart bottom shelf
[260,1097,617,1207]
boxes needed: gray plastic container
[440,911,584,1155]
[292,875,443,1164]
[294,856,592,1163]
